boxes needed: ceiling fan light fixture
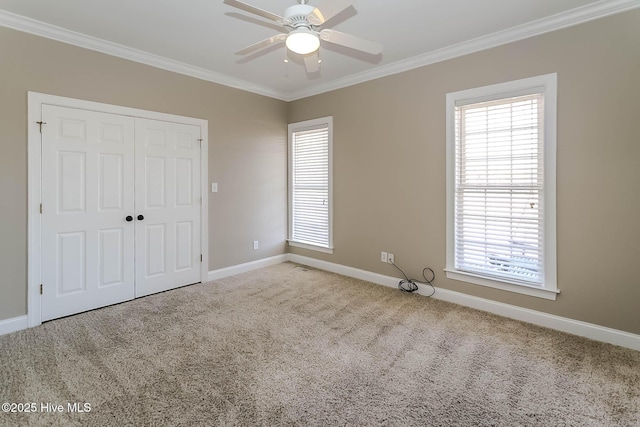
[286,28,320,55]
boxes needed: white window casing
[445,74,558,300]
[288,117,333,253]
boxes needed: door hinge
[40,284,43,295]
[200,254,203,263]
[197,138,203,147]
[36,121,47,133]
[40,203,43,214]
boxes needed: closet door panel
[134,118,201,297]
[41,105,135,321]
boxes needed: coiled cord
[390,261,436,296]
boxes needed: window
[445,74,558,300]
[288,117,333,253]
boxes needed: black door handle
[137,215,144,221]
[125,216,133,222]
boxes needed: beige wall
[0,27,288,321]
[288,10,640,335]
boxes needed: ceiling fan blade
[303,52,321,73]
[223,0,284,24]
[319,29,382,55]
[235,34,287,55]
[307,0,356,25]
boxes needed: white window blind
[290,122,331,249]
[454,93,544,286]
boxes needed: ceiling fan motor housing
[284,4,316,29]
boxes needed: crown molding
[2,0,639,103]
[0,10,286,101]
[283,0,640,101]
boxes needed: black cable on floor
[390,261,436,297]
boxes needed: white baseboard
[207,254,289,282]
[287,254,640,351]
[287,254,400,288]
[0,315,29,336]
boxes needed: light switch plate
[211,182,218,193]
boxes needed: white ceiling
[1,0,638,100]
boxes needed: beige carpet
[1,262,639,426]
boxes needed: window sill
[287,240,334,254]
[445,269,559,300]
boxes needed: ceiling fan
[223,0,383,72]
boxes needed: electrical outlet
[381,251,388,263]
[387,253,395,264]
[253,240,259,250]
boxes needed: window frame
[288,116,334,254]
[445,74,558,300]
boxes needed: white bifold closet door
[134,118,201,297]
[40,106,201,322]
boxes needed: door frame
[27,92,209,327]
